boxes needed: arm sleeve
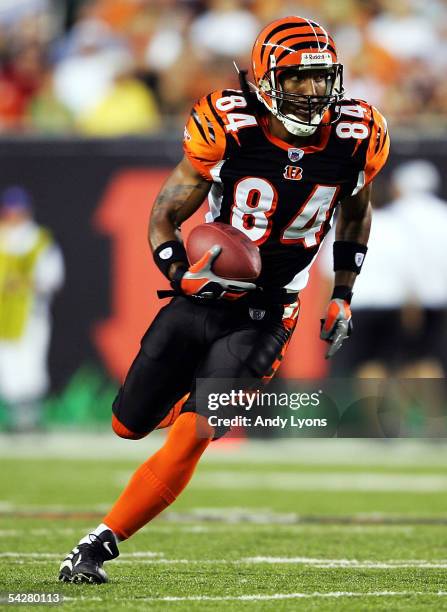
[364,107,390,186]
[183,93,227,181]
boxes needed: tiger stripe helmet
[252,16,344,136]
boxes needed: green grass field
[1,435,447,611]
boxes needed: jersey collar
[259,114,331,154]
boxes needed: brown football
[186,222,261,280]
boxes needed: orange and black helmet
[251,16,344,135]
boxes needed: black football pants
[112,296,298,437]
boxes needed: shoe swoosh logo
[103,541,113,556]
[60,560,72,571]
[74,554,82,566]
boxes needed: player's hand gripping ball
[182,223,261,300]
[320,299,353,358]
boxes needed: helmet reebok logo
[301,52,332,65]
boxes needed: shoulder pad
[183,91,227,181]
[334,99,389,186]
[364,105,390,185]
[183,89,258,178]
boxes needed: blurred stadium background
[1,1,447,606]
[0,0,446,431]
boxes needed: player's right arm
[149,155,211,279]
[149,91,255,299]
[149,91,230,280]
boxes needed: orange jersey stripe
[183,93,227,180]
[364,106,390,185]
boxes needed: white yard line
[112,560,447,569]
[171,470,447,492]
[0,502,109,514]
[3,552,447,569]
[0,552,164,559]
[145,523,416,533]
[64,591,447,603]
[163,508,447,525]
[1,503,446,525]
[0,525,213,536]
[0,528,79,537]
[0,434,446,466]
[131,591,447,601]
[63,596,104,602]
[0,525,416,538]
[243,556,447,569]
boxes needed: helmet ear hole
[258,78,271,93]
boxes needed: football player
[59,16,389,583]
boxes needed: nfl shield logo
[288,148,304,162]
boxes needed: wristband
[170,265,189,293]
[333,241,367,274]
[331,285,353,304]
[153,241,189,280]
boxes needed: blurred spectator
[0,43,47,131]
[0,187,64,431]
[388,160,447,378]
[52,19,132,116]
[0,0,58,45]
[387,160,447,435]
[367,0,442,62]
[318,203,412,378]
[52,13,160,135]
[141,1,194,118]
[82,0,146,32]
[77,70,160,136]
[26,69,75,133]
[189,0,260,59]
[319,158,447,381]
[0,74,25,131]
[0,0,447,134]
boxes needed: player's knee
[111,414,148,440]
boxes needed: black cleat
[59,530,119,584]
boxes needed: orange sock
[103,412,213,540]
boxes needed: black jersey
[184,90,389,292]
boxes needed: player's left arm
[321,105,390,357]
[320,185,372,358]
[334,182,372,289]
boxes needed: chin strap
[280,114,320,137]
[256,90,320,137]
[254,81,323,137]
